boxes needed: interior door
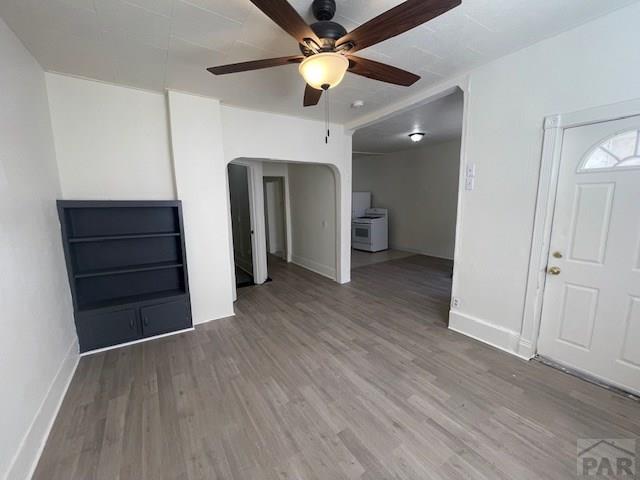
[538,115,640,394]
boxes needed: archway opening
[350,87,465,326]
[226,158,341,303]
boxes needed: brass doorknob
[547,266,561,275]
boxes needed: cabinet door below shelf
[77,308,139,352]
[140,299,191,338]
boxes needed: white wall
[288,163,337,279]
[46,74,175,200]
[262,162,289,177]
[353,140,461,259]
[448,3,640,356]
[167,92,234,324]
[0,19,76,480]
[221,106,352,284]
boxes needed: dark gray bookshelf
[57,200,192,353]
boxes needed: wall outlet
[464,176,475,191]
[452,297,461,308]
[465,163,476,178]
[464,164,476,191]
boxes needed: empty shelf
[75,261,183,279]
[69,232,180,243]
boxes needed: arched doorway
[226,158,343,303]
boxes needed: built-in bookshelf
[57,201,192,353]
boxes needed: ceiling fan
[207,0,461,107]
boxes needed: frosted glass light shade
[299,53,349,90]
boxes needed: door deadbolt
[552,251,563,258]
[547,266,561,275]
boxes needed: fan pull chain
[324,88,330,144]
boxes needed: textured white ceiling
[1,0,637,123]
[353,89,463,154]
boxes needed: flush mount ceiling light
[409,132,426,142]
[299,52,349,91]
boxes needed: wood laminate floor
[350,249,415,269]
[34,255,639,479]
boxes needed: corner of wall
[291,254,337,281]
[167,90,235,324]
[41,73,66,198]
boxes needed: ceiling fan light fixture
[409,132,426,143]
[299,52,349,90]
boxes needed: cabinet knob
[143,316,149,326]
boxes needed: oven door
[352,223,371,246]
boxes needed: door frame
[263,175,291,262]
[519,97,640,359]
[227,160,268,294]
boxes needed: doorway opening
[226,159,342,302]
[350,88,464,326]
[263,176,287,261]
[227,163,255,288]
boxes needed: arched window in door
[578,129,640,172]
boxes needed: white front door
[538,115,640,395]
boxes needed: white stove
[352,208,388,252]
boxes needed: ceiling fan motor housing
[294,0,346,53]
[300,20,347,54]
[312,0,336,21]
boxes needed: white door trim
[263,175,290,261]
[520,97,640,359]
[228,160,269,292]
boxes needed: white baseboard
[390,244,454,261]
[291,254,336,280]
[80,327,196,356]
[5,339,79,480]
[517,338,536,360]
[448,310,531,361]
[194,310,235,326]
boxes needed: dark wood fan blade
[303,84,323,107]
[348,56,420,86]
[337,0,461,53]
[207,56,304,75]
[249,0,320,45]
